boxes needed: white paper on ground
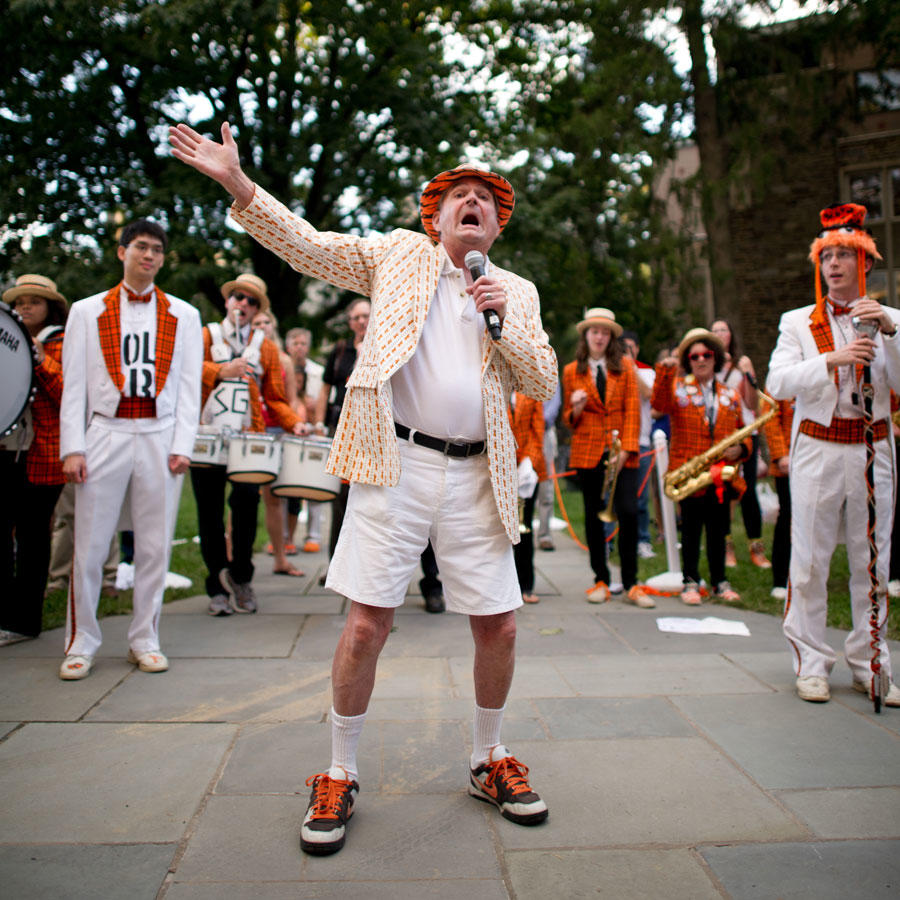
[116,562,192,591]
[656,616,751,637]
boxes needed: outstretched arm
[168,122,256,209]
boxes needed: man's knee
[342,604,394,655]
[472,611,517,648]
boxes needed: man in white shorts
[170,121,557,855]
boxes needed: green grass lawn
[554,477,899,641]
[43,476,899,642]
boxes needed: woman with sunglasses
[652,328,751,605]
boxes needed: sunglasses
[232,291,260,307]
[689,351,714,361]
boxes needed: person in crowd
[58,220,203,679]
[509,390,546,603]
[169,121,556,855]
[652,328,750,606]
[622,329,657,560]
[535,384,561,551]
[251,308,305,577]
[767,202,900,706]
[889,392,900,599]
[285,326,325,553]
[313,297,371,576]
[761,398,794,601]
[0,275,68,646]
[192,273,305,616]
[562,308,652,608]
[709,318,771,570]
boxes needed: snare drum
[226,432,282,484]
[0,303,37,437]
[190,425,228,467]
[271,436,339,501]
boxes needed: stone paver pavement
[2,528,899,899]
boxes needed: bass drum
[0,302,37,437]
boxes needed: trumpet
[664,390,777,502]
[598,430,621,523]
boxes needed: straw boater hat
[419,164,515,244]
[809,203,881,326]
[676,327,723,362]
[576,307,623,338]
[2,274,68,320]
[220,273,270,314]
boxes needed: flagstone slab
[85,659,332,723]
[0,657,131,722]
[505,848,721,900]
[164,879,509,899]
[701,840,900,900]
[0,722,234,842]
[0,844,176,900]
[774,787,900,838]
[156,613,305,658]
[533,696,697,740]
[674,693,900,789]
[449,656,576,699]
[551,652,771,697]
[487,738,806,850]
[173,793,499,883]
[512,611,633,655]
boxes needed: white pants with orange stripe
[784,432,895,682]
[65,421,182,658]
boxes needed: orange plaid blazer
[508,392,546,480]
[562,357,641,469]
[27,331,65,485]
[762,398,794,476]
[200,328,299,433]
[652,363,751,497]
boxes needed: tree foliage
[0,0,685,355]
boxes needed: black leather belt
[394,422,486,458]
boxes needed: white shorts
[326,439,521,615]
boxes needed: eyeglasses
[131,241,165,256]
[232,291,260,307]
[689,351,714,361]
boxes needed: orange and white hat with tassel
[809,202,881,326]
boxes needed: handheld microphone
[851,315,879,341]
[464,250,502,341]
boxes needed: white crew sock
[330,707,366,781]
[470,703,506,770]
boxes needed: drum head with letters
[0,303,36,437]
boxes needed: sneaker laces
[483,755,532,797]
[305,772,351,820]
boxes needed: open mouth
[461,213,480,227]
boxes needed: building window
[845,165,900,307]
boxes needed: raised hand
[168,122,256,208]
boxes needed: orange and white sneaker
[715,581,740,603]
[468,745,548,825]
[303,539,321,553]
[626,585,656,608]
[300,767,359,855]
[680,582,702,606]
[749,540,772,569]
[585,581,611,604]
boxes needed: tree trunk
[681,0,739,325]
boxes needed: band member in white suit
[59,220,203,680]
[170,122,556,856]
[767,203,900,706]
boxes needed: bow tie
[828,302,854,317]
[125,287,153,304]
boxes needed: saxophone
[598,430,622,523]
[664,390,777,502]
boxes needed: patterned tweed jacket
[232,186,558,542]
